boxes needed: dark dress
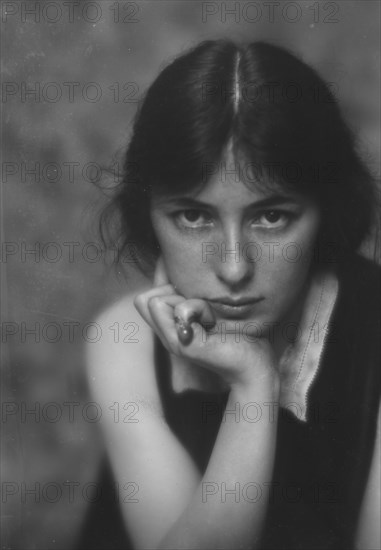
[77,254,380,550]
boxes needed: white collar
[169,268,339,423]
[278,268,339,422]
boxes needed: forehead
[151,171,303,217]
[195,165,270,207]
[185,145,297,208]
[151,140,308,210]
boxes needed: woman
[83,40,380,549]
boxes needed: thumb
[153,256,170,287]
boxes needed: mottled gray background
[1,1,380,549]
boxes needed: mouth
[207,297,264,318]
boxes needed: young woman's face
[150,154,321,338]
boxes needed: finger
[153,256,170,287]
[174,299,216,329]
[172,299,216,347]
[147,294,186,352]
[134,284,176,322]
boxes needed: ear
[153,255,170,286]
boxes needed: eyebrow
[155,194,303,210]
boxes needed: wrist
[230,370,281,402]
[225,375,281,429]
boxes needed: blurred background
[1,1,380,548]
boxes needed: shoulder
[335,254,380,324]
[337,253,380,292]
[92,289,152,343]
[329,254,380,403]
[85,287,159,404]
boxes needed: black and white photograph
[1,1,380,549]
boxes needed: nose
[214,231,254,290]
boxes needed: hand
[134,258,279,392]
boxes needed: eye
[252,209,292,228]
[262,210,282,223]
[175,209,213,228]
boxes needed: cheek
[164,244,207,296]
[283,207,321,265]
[152,220,206,293]
[257,254,310,326]
[260,212,320,309]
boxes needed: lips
[207,297,264,319]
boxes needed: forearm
[158,377,280,550]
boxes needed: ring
[174,316,194,346]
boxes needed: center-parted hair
[100,39,376,274]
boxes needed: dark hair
[99,39,377,274]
